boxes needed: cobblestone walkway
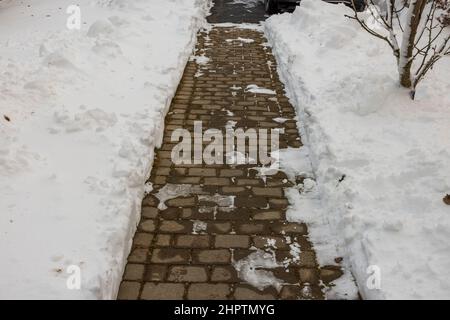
[118,26,343,300]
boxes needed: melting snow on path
[233,249,284,292]
[245,84,276,95]
[154,184,203,210]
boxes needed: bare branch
[414,32,450,87]
[346,11,399,56]
[350,0,449,98]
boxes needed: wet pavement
[207,0,267,24]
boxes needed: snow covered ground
[0,0,209,299]
[266,0,450,299]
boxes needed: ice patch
[288,242,301,264]
[198,194,235,208]
[233,249,284,292]
[278,147,314,182]
[245,84,276,95]
[266,238,277,249]
[211,23,263,31]
[192,54,209,66]
[154,184,202,210]
[192,220,207,234]
[226,37,255,44]
[273,117,288,124]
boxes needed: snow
[154,184,203,211]
[273,117,288,124]
[198,194,236,208]
[281,147,359,299]
[226,37,255,43]
[192,220,208,234]
[212,22,263,31]
[192,54,210,66]
[265,0,450,299]
[0,0,210,299]
[245,84,276,95]
[233,249,284,291]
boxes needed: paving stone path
[117,26,344,300]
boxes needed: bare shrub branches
[348,0,450,99]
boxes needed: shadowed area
[207,0,267,23]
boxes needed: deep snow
[0,0,209,299]
[265,0,450,299]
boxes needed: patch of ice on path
[192,54,209,65]
[198,194,235,208]
[273,117,288,124]
[192,220,207,234]
[154,184,202,210]
[245,84,276,95]
[233,249,284,291]
[226,37,255,43]
[211,23,263,31]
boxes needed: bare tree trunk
[398,0,428,90]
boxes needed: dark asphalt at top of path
[207,0,267,24]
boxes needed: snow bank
[0,0,209,299]
[265,0,450,299]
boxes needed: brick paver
[117,26,344,300]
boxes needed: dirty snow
[192,53,210,65]
[273,117,288,124]
[192,220,208,234]
[198,194,236,208]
